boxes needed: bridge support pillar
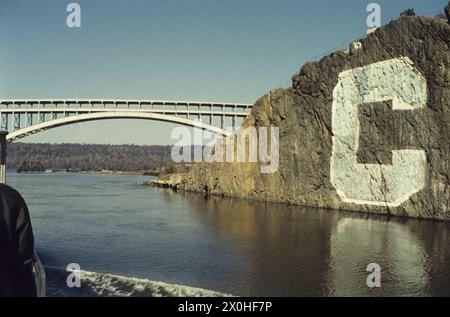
[0,131,7,184]
[13,113,20,131]
[1,113,7,131]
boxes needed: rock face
[181,17,450,220]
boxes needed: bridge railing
[0,100,253,113]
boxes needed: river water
[6,171,450,297]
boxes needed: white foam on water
[44,267,233,297]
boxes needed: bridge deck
[0,99,254,141]
[0,108,249,116]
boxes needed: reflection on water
[328,217,429,296]
[182,194,336,296]
[7,172,450,296]
[181,193,450,296]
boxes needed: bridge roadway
[0,99,253,141]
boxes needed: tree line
[7,143,175,171]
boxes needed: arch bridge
[0,99,252,142]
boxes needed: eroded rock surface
[181,17,450,220]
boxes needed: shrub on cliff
[400,8,416,17]
[158,161,190,178]
[435,12,446,19]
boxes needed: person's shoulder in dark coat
[0,183,36,297]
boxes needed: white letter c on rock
[330,57,427,207]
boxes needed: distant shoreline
[9,168,159,177]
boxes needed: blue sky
[0,0,446,145]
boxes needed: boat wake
[45,267,232,297]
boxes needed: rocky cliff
[180,16,450,221]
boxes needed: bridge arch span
[6,111,230,142]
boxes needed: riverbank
[16,168,160,176]
[147,173,188,190]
